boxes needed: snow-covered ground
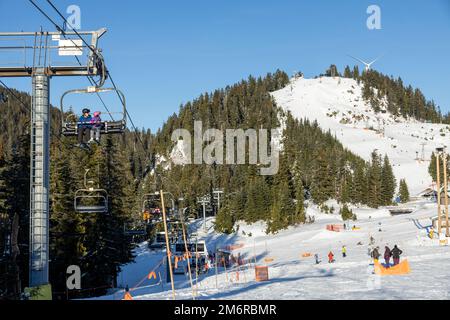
[90,199,450,300]
[271,76,450,196]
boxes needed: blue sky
[1,0,450,132]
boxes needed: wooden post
[215,248,218,289]
[180,214,195,300]
[437,153,442,235]
[223,257,229,284]
[193,240,199,295]
[253,240,257,267]
[160,190,176,300]
[443,152,450,237]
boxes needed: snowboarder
[342,245,347,258]
[384,246,392,267]
[314,253,320,264]
[328,251,335,263]
[391,245,403,266]
[371,247,381,262]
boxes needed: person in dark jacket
[384,246,392,267]
[391,245,403,266]
[314,253,320,265]
[372,247,381,262]
[77,108,92,147]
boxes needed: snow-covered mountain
[271,76,450,196]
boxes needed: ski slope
[91,199,450,300]
[271,76,450,196]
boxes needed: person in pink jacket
[89,111,103,144]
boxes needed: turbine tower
[348,55,383,71]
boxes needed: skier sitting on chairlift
[89,111,103,144]
[77,108,92,148]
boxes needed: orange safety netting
[122,292,133,300]
[374,259,411,276]
[326,224,344,232]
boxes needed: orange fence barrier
[374,260,411,276]
[225,243,245,251]
[326,224,344,232]
[123,291,133,300]
[255,266,269,282]
[302,253,312,258]
[264,258,274,263]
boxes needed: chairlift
[74,169,108,214]
[60,86,127,136]
[142,193,163,223]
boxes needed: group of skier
[371,245,403,267]
[314,245,348,264]
[77,108,103,148]
[314,244,404,267]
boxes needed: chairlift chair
[74,188,108,214]
[60,86,127,136]
[74,169,109,214]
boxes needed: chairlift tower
[421,142,426,162]
[0,29,107,289]
[197,195,211,232]
[212,189,224,215]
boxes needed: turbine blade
[368,54,385,66]
[348,54,369,66]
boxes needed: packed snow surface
[90,199,450,300]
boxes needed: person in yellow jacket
[342,245,347,258]
[429,228,434,239]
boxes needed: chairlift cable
[43,1,114,120]
[37,0,152,176]
[29,0,151,184]
[28,0,115,120]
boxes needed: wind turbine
[348,54,383,72]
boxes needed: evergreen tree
[381,155,396,205]
[340,204,356,221]
[398,179,410,203]
[325,64,340,77]
[367,151,382,208]
[343,66,352,78]
[429,152,449,183]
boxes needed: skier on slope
[342,245,347,258]
[391,245,403,266]
[384,246,392,267]
[328,251,335,263]
[371,247,381,262]
[314,253,321,264]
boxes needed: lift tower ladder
[0,29,107,290]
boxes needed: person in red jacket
[328,251,335,263]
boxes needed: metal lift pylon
[0,29,107,295]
